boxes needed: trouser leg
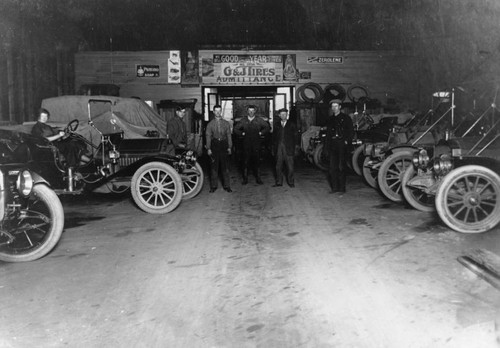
[285,154,294,185]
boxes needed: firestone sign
[201,54,298,85]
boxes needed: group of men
[201,99,354,194]
[32,99,353,195]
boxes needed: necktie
[216,119,221,138]
[282,121,286,128]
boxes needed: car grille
[119,157,142,167]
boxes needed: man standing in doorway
[325,99,354,194]
[166,106,188,155]
[206,105,233,193]
[233,105,270,185]
[272,108,297,188]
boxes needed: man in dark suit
[325,99,354,194]
[166,106,188,155]
[233,105,270,185]
[272,108,298,187]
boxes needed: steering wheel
[64,119,79,134]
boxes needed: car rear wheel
[313,143,328,171]
[401,165,436,212]
[352,145,365,176]
[378,151,413,202]
[182,162,204,200]
[362,156,379,189]
[435,165,500,233]
[131,162,183,214]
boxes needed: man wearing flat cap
[272,108,298,187]
[325,99,354,194]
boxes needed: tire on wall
[131,161,183,214]
[347,85,369,103]
[377,151,413,202]
[322,83,346,104]
[435,165,500,233]
[401,165,436,212]
[297,83,324,103]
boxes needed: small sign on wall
[168,51,181,83]
[136,65,160,77]
[307,57,343,64]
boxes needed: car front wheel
[435,165,500,233]
[131,162,183,214]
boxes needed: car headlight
[413,149,429,169]
[433,154,453,175]
[109,150,120,159]
[16,170,34,197]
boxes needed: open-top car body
[362,92,454,201]
[403,100,500,233]
[0,97,204,214]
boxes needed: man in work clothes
[272,108,298,188]
[166,106,188,155]
[206,105,233,193]
[325,99,354,194]
[233,105,270,185]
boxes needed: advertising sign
[307,56,343,64]
[201,54,297,85]
[136,65,160,78]
[168,51,181,83]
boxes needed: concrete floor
[1,158,499,348]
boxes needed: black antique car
[0,135,64,262]
[403,101,500,233]
[0,98,204,214]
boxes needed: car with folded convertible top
[0,96,204,214]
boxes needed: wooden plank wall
[75,50,418,114]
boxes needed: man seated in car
[32,108,89,167]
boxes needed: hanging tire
[347,85,369,103]
[322,83,346,103]
[362,156,379,189]
[352,145,365,176]
[313,143,329,171]
[182,162,204,200]
[297,83,324,103]
[435,165,500,233]
[378,151,413,202]
[0,185,64,262]
[401,165,436,212]
[131,161,183,214]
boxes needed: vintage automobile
[309,110,396,172]
[0,135,64,262]
[0,97,204,214]
[401,102,498,212]
[402,102,500,233]
[362,92,454,201]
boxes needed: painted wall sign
[200,54,297,85]
[307,56,343,64]
[168,51,181,83]
[136,65,160,77]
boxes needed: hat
[278,108,288,113]
[329,99,343,105]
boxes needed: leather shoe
[256,178,263,185]
[289,183,295,188]
[242,178,248,185]
[224,187,232,192]
[209,187,217,193]
[272,183,282,187]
